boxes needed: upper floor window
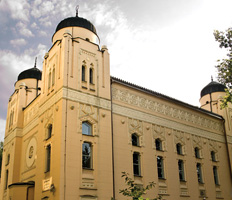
[89,68,94,84]
[133,152,141,176]
[211,151,216,162]
[82,142,92,169]
[82,121,92,136]
[132,133,139,146]
[46,124,52,139]
[82,65,86,82]
[194,147,200,158]
[6,154,10,166]
[213,166,219,185]
[5,170,8,190]
[178,160,185,181]
[45,144,51,172]
[196,163,203,183]
[155,139,162,151]
[52,68,55,86]
[176,143,183,155]
[48,71,51,89]
[157,156,165,179]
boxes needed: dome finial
[211,76,213,82]
[76,5,79,17]
[34,57,37,68]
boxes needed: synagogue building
[0,11,232,200]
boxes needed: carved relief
[26,137,37,168]
[112,88,223,132]
[80,49,96,57]
[152,124,166,150]
[128,118,144,146]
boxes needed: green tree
[214,28,232,107]
[0,141,3,177]
[118,172,161,200]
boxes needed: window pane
[89,68,93,84]
[195,147,200,158]
[46,145,51,172]
[211,151,216,162]
[47,124,52,139]
[82,143,92,169]
[178,160,185,181]
[82,65,86,81]
[196,163,203,183]
[155,139,162,151]
[132,134,139,146]
[177,143,182,155]
[133,153,140,176]
[213,166,219,185]
[157,156,164,179]
[82,122,92,135]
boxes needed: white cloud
[31,22,38,29]
[10,38,27,46]
[0,0,30,22]
[39,30,48,37]
[16,22,34,37]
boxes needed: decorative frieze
[112,88,223,133]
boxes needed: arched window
[82,142,92,169]
[196,163,203,183]
[213,166,219,185]
[52,68,55,86]
[176,143,182,155]
[157,156,164,179]
[155,138,162,151]
[47,124,52,139]
[45,144,51,172]
[194,147,200,158]
[82,121,92,135]
[211,151,216,162]
[82,65,86,81]
[133,152,141,176]
[178,160,185,181]
[132,133,139,146]
[48,71,51,89]
[89,68,94,84]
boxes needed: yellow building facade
[0,13,232,200]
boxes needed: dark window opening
[132,133,139,146]
[211,151,216,162]
[196,163,203,183]
[82,142,92,169]
[195,147,200,158]
[82,65,86,81]
[178,160,185,181]
[157,156,164,179]
[155,139,162,151]
[176,143,182,155]
[45,145,51,172]
[133,152,141,176]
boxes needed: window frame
[82,142,92,169]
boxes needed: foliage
[0,141,3,177]
[118,172,161,200]
[214,28,232,107]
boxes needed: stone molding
[112,104,226,143]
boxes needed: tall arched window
[47,124,52,139]
[48,71,51,89]
[82,65,86,81]
[211,151,216,162]
[133,152,141,176]
[89,68,94,84]
[82,142,92,169]
[194,147,200,158]
[52,68,55,86]
[157,156,164,179]
[45,144,51,172]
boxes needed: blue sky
[1,0,232,141]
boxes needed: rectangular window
[178,160,185,181]
[157,156,164,179]
[82,142,92,169]
[196,163,203,183]
[133,152,141,176]
[213,166,219,185]
[5,170,8,190]
[45,145,51,172]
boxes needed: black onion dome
[200,81,227,98]
[55,16,97,35]
[18,67,42,81]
